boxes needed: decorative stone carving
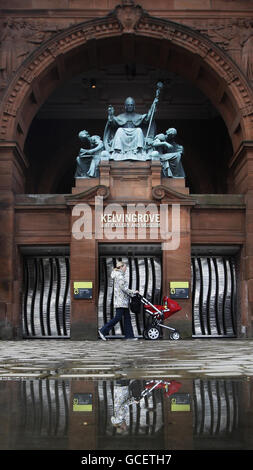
[241,32,253,81]
[0,5,252,145]
[188,18,253,81]
[75,101,185,179]
[0,18,29,84]
[75,130,109,179]
[0,18,68,87]
[152,185,195,206]
[103,94,158,160]
[114,2,143,33]
[150,128,185,178]
[66,184,110,202]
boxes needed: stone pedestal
[72,160,189,200]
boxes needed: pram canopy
[144,296,182,320]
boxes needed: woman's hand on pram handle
[129,290,139,296]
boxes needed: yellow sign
[73,403,92,412]
[73,282,93,299]
[170,281,189,299]
[171,403,191,411]
[170,282,189,289]
[74,282,93,289]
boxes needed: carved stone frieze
[0,4,252,142]
[0,10,252,86]
[0,18,74,87]
[183,18,253,81]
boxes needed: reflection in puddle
[98,379,181,450]
[0,376,252,450]
[193,379,239,436]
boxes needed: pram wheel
[143,329,149,339]
[169,330,180,341]
[146,326,160,340]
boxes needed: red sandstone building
[0,0,252,341]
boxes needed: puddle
[0,376,252,450]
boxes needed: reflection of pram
[130,379,182,404]
[139,294,182,341]
[143,380,182,397]
[111,379,182,426]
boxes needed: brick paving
[0,338,253,379]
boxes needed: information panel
[171,393,191,412]
[73,281,93,299]
[170,281,189,299]
[73,393,93,412]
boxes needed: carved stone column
[152,185,195,338]
[66,185,110,340]
[229,141,253,336]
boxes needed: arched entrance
[0,4,252,156]
[0,3,252,339]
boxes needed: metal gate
[22,247,71,338]
[193,379,239,437]
[191,248,238,337]
[19,379,70,440]
[98,244,162,338]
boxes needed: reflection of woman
[111,380,130,432]
[98,261,138,340]
[110,379,168,435]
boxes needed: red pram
[140,295,182,340]
[144,379,182,397]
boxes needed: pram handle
[138,294,169,315]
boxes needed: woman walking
[99,261,138,341]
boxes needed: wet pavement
[0,338,253,379]
[1,339,253,451]
[1,374,252,451]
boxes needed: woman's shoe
[98,330,107,341]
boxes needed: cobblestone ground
[0,339,253,379]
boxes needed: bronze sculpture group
[75,82,185,179]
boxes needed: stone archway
[0,3,252,156]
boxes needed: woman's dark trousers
[100,307,134,338]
